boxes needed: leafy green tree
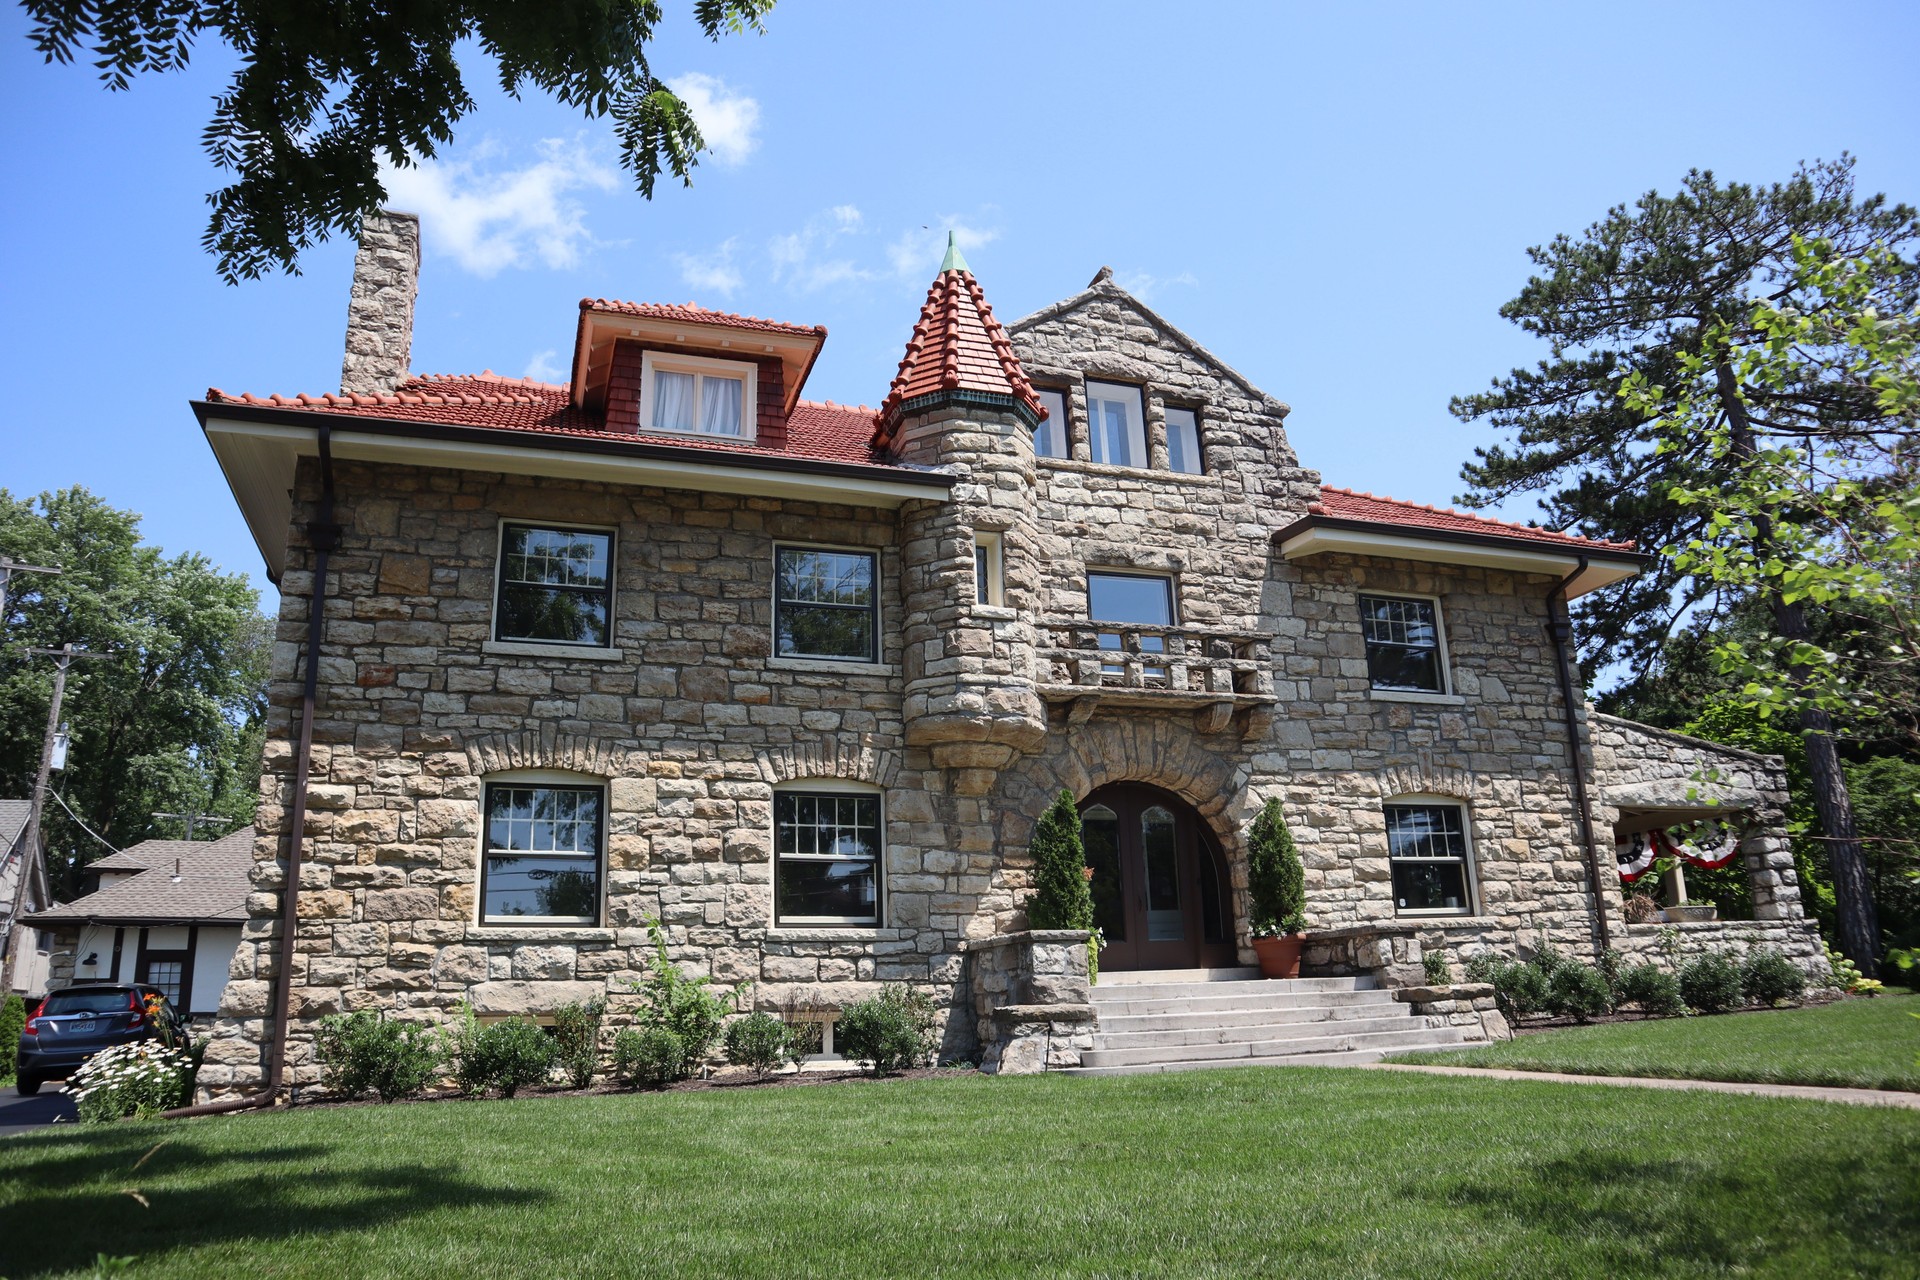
[1454,159,1919,974]
[0,488,270,892]
[19,1,777,282]
[1452,157,1918,683]
[1026,790,1094,932]
[1616,237,1918,974]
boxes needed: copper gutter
[1545,554,1612,959]
[166,425,339,1118]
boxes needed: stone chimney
[339,210,421,395]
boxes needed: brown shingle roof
[30,826,255,926]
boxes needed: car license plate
[72,1019,96,1034]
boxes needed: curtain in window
[652,371,696,431]
[700,375,744,436]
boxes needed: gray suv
[15,984,187,1095]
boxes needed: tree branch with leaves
[20,0,777,282]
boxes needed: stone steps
[1091,1013,1441,1051]
[1071,973,1474,1075]
[1079,1023,1467,1069]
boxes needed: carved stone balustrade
[1036,621,1276,737]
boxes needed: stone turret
[339,210,421,395]
[880,235,1049,793]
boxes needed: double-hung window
[496,524,613,646]
[1359,594,1447,693]
[1384,802,1475,915]
[1033,388,1071,460]
[1164,406,1204,474]
[640,351,755,440]
[774,788,883,925]
[1088,570,1175,679]
[1085,381,1147,467]
[775,546,879,662]
[481,782,604,923]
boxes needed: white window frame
[1358,592,1452,696]
[476,769,608,927]
[1163,404,1204,475]
[772,542,882,665]
[638,349,758,442]
[974,532,1005,608]
[1382,795,1478,918]
[489,518,619,651]
[772,778,886,928]
[1085,380,1148,468]
[1033,388,1071,460]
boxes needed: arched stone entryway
[1081,783,1238,971]
[997,718,1258,968]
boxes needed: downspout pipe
[1545,555,1613,960]
[166,426,340,1118]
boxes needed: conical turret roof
[874,233,1045,448]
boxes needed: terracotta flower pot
[1252,933,1304,979]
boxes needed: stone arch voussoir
[462,730,643,779]
[757,741,903,791]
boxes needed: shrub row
[316,921,944,1103]
[1464,943,1807,1024]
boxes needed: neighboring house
[27,826,253,1020]
[188,214,1823,1093]
[1,798,56,1002]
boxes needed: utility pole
[2,644,107,992]
[0,556,61,625]
[152,810,234,841]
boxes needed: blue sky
[4,1,1917,616]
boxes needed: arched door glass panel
[1082,804,1125,942]
[1140,805,1183,940]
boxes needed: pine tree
[1247,798,1305,936]
[1026,790,1093,932]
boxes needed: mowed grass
[2,1069,1916,1279]
[1390,992,1920,1091]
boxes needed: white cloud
[667,73,761,166]
[885,215,1001,280]
[768,206,874,293]
[380,136,621,277]
[522,349,565,383]
[674,237,744,297]
[1114,269,1199,302]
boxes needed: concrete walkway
[1364,1061,1920,1109]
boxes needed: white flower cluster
[66,1040,192,1121]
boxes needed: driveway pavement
[0,1084,76,1135]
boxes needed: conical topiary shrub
[1246,797,1307,977]
[1026,789,1094,933]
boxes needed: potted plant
[1247,797,1307,978]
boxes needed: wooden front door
[1080,784,1237,972]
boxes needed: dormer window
[639,350,756,441]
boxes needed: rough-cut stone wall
[339,211,420,396]
[200,276,1820,1093]
[964,930,1093,1073]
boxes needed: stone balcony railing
[1037,621,1276,736]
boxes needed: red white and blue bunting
[1616,822,1741,882]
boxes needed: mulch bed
[1506,992,1845,1037]
[282,1065,976,1111]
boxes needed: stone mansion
[187,214,1823,1091]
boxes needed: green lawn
[1389,993,1920,1091]
[2,1069,1916,1278]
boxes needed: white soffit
[203,417,945,579]
[1277,525,1640,599]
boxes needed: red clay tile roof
[204,376,895,468]
[875,266,1045,444]
[1309,486,1641,553]
[580,298,826,339]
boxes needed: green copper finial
[940,229,970,274]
